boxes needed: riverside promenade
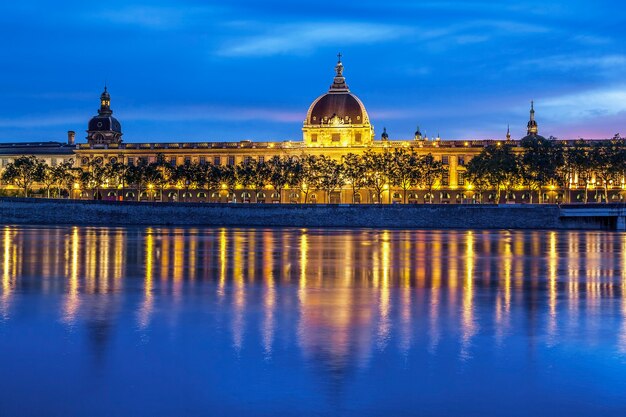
[0,198,623,230]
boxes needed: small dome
[520,133,546,142]
[88,86,122,133]
[88,115,122,133]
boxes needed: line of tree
[466,136,626,203]
[1,136,625,203]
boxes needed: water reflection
[2,226,626,415]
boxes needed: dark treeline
[1,136,625,203]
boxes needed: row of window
[79,154,473,167]
[81,155,269,167]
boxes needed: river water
[0,226,625,416]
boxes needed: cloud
[0,114,85,129]
[513,54,626,72]
[92,5,221,29]
[540,86,626,120]
[217,21,413,57]
[125,104,304,123]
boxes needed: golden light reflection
[62,227,80,324]
[461,231,476,360]
[620,234,626,353]
[377,231,391,350]
[495,233,512,345]
[262,230,275,358]
[3,226,626,373]
[547,231,558,344]
[138,229,154,329]
[218,228,227,299]
[428,233,442,355]
[1,226,14,318]
[232,232,245,353]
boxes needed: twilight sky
[1,0,625,143]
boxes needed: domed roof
[88,115,122,133]
[520,101,545,141]
[88,86,122,133]
[305,57,369,125]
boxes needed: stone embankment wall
[0,198,614,229]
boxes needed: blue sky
[1,0,625,142]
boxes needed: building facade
[0,58,622,204]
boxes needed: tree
[266,156,291,202]
[388,148,421,203]
[1,155,45,197]
[418,153,445,203]
[124,160,155,201]
[590,139,625,203]
[362,150,388,204]
[311,155,344,203]
[172,162,200,202]
[569,140,594,203]
[520,136,563,203]
[466,144,518,203]
[553,142,574,204]
[237,159,270,202]
[342,153,367,203]
[289,155,316,203]
[219,164,238,202]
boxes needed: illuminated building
[0,58,622,204]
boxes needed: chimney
[67,131,75,145]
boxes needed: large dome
[306,92,368,125]
[305,58,370,126]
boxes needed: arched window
[81,157,89,165]
[392,192,402,199]
[271,192,280,199]
[257,192,266,199]
[125,191,135,198]
[289,192,299,199]
[109,157,117,164]
[197,192,207,198]
[309,194,317,203]
[211,192,220,198]
[182,192,193,198]
[440,192,451,199]
[107,191,117,197]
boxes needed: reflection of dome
[305,57,370,126]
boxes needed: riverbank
[0,197,622,229]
